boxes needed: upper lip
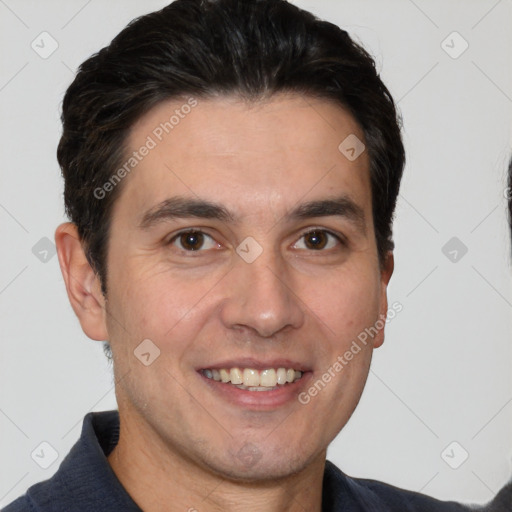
[197,358,311,372]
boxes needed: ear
[55,222,109,341]
[373,251,394,349]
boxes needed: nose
[219,247,305,339]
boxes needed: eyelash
[167,228,345,252]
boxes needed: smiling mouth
[200,367,303,391]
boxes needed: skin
[56,93,393,512]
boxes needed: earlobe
[55,222,109,341]
[373,251,394,349]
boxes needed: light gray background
[1,0,511,508]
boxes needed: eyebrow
[139,197,235,229]
[138,194,366,233]
[290,195,366,233]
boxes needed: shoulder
[324,460,476,511]
[2,411,128,512]
[350,476,474,511]
[2,496,36,512]
[480,479,512,511]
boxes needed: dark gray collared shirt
[3,411,507,511]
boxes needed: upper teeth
[202,367,303,388]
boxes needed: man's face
[101,93,392,480]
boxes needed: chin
[203,446,319,483]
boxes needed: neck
[108,407,326,512]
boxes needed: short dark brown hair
[57,0,405,295]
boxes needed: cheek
[303,266,382,340]
[106,261,218,351]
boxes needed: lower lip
[198,372,312,409]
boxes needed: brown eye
[304,230,328,250]
[179,231,205,251]
[168,230,218,251]
[294,229,342,251]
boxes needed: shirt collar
[30,411,142,511]
[33,410,348,511]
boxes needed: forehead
[116,93,371,221]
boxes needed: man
[2,0,505,510]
